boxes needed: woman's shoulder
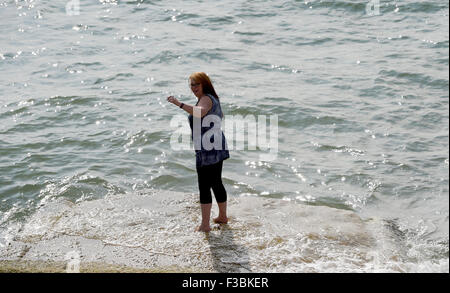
[200,94,215,105]
[204,94,219,104]
[202,94,214,100]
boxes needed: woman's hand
[167,96,181,107]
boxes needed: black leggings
[196,160,227,204]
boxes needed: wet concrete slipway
[1,190,436,273]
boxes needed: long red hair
[189,72,220,100]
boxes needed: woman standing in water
[167,72,230,232]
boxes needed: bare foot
[195,225,211,232]
[213,217,228,224]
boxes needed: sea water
[0,0,448,272]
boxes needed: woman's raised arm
[167,95,212,118]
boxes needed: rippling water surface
[0,0,448,272]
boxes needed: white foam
[1,191,447,272]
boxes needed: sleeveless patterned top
[188,94,230,167]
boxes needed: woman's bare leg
[196,203,212,232]
[213,201,228,224]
